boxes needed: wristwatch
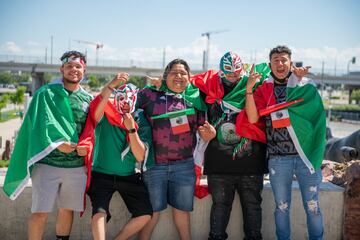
[128,128,137,134]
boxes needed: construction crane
[201,29,229,70]
[73,39,104,66]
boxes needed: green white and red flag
[236,74,326,172]
[3,84,87,200]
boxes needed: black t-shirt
[265,82,297,156]
[203,81,268,175]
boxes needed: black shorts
[87,171,153,221]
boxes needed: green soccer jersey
[92,109,154,176]
[39,85,93,168]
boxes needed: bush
[350,89,360,102]
[0,159,9,168]
[0,109,18,122]
[325,104,360,111]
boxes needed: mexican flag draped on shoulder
[236,73,326,173]
[192,63,271,112]
[190,63,270,198]
[191,63,271,159]
[3,82,91,200]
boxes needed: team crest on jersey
[217,122,241,145]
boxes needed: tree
[87,75,101,89]
[98,76,110,85]
[44,73,54,84]
[350,89,360,105]
[0,72,12,84]
[128,76,147,89]
[18,73,31,83]
[9,86,26,111]
[12,72,31,86]
[0,94,9,120]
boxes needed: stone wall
[0,181,344,240]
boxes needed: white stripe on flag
[170,115,190,134]
[271,109,290,128]
[287,125,315,174]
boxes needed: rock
[343,161,360,239]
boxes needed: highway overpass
[0,61,166,77]
[0,61,359,96]
[1,61,359,84]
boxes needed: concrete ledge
[0,178,344,240]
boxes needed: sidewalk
[0,117,21,150]
[327,120,360,138]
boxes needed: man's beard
[63,77,81,84]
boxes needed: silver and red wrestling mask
[113,83,138,114]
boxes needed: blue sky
[1,0,360,74]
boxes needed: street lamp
[347,57,356,104]
[347,57,356,75]
[321,61,325,98]
[50,35,53,64]
[201,29,229,70]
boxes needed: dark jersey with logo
[204,82,268,175]
[137,87,205,164]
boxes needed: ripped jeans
[268,155,323,240]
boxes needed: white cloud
[291,46,360,74]
[125,37,209,63]
[111,37,223,70]
[27,41,40,46]
[86,42,360,73]
[78,37,216,69]
[0,41,22,53]
[237,46,360,74]
[1,39,359,74]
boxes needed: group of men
[3,45,326,240]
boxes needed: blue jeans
[268,155,323,240]
[143,158,196,212]
[207,174,264,240]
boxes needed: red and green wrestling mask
[219,52,244,82]
[113,83,138,114]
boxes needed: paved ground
[326,120,359,138]
[0,117,21,148]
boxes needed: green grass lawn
[0,109,20,122]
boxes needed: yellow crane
[73,39,104,66]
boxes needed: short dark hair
[163,58,190,80]
[269,45,292,60]
[60,50,87,64]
